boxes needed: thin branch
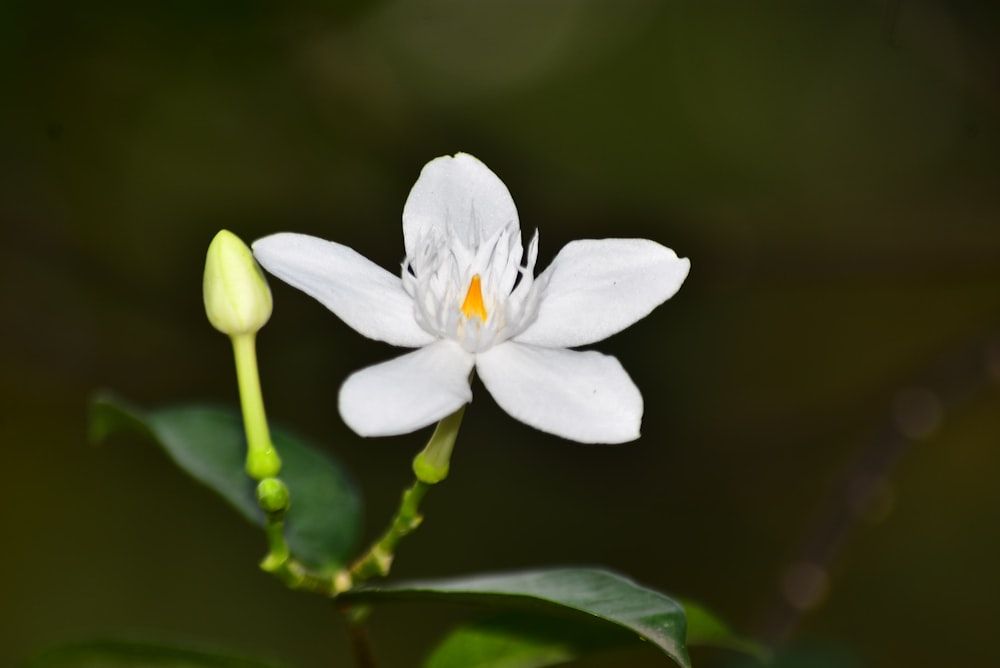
[756,336,999,647]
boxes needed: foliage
[84,395,759,667]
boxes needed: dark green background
[3,1,999,666]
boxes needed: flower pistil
[460,274,488,322]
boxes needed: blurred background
[2,1,999,666]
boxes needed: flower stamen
[460,274,488,321]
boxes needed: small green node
[246,445,282,480]
[412,452,449,484]
[334,570,353,594]
[259,551,285,573]
[256,477,290,513]
[373,547,394,575]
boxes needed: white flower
[252,153,689,443]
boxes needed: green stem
[255,408,467,596]
[344,607,377,668]
[342,406,466,586]
[334,408,467,667]
[258,474,435,595]
[231,332,281,479]
[265,515,289,561]
[259,513,296,585]
[259,511,342,595]
[348,480,430,582]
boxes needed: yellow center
[460,274,488,321]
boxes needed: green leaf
[341,567,690,668]
[422,612,635,668]
[421,599,764,668]
[26,638,291,668]
[89,392,361,572]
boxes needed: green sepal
[88,392,361,573]
[412,406,465,484]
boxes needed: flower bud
[203,230,273,336]
[256,477,291,514]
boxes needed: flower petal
[253,232,435,347]
[339,340,474,437]
[476,342,642,444]
[515,239,690,348]
[402,153,519,258]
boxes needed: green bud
[203,229,272,336]
[256,477,291,514]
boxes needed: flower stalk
[232,333,281,479]
[248,408,467,597]
[345,406,466,584]
[258,509,343,596]
[348,479,430,582]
